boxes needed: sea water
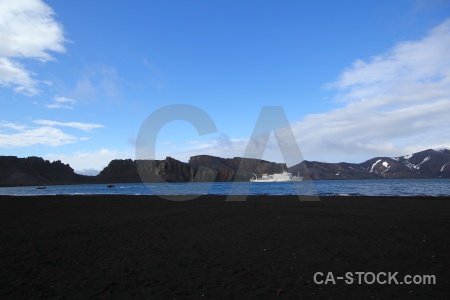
[0,179,449,197]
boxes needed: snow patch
[401,156,430,173]
[391,157,399,161]
[403,162,420,173]
[335,171,341,176]
[404,154,413,159]
[370,159,382,173]
[414,156,431,169]
[441,162,450,172]
[382,161,389,168]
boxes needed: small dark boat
[36,186,47,189]
[106,184,115,188]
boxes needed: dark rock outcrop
[97,155,288,183]
[96,157,197,183]
[96,159,141,183]
[135,157,196,183]
[189,155,287,181]
[0,148,449,187]
[0,156,90,187]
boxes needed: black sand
[1,195,449,299]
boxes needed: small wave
[319,192,368,196]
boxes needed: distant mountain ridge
[292,148,450,180]
[0,149,449,187]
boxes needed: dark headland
[1,195,449,298]
[1,148,450,187]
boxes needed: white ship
[250,171,302,182]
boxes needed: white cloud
[291,19,450,162]
[328,19,450,103]
[0,122,77,147]
[45,149,133,175]
[34,120,104,131]
[45,103,72,109]
[54,96,76,104]
[0,119,104,147]
[45,96,77,109]
[0,57,38,95]
[151,19,450,164]
[0,121,27,131]
[152,133,250,162]
[0,0,66,95]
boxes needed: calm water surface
[0,179,449,197]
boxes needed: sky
[0,0,450,175]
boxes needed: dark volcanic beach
[1,195,449,299]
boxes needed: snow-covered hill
[289,149,450,179]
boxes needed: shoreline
[1,177,450,188]
[1,195,449,298]
[2,194,450,199]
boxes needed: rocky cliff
[0,148,449,187]
[0,156,90,187]
[97,155,287,183]
[189,155,286,181]
[98,157,196,183]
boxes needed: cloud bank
[0,120,103,147]
[293,19,450,161]
[45,149,132,175]
[0,121,77,147]
[34,120,104,131]
[0,0,66,95]
[155,19,450,163]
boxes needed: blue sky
[1,0,450,174]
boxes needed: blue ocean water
[0,179,449,197]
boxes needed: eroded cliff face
[98,155,289,183]
[1,148,449,186]
[189,155,287,181]
[98,157,196,183]
[136,157,196,183]
[0,156,88,187]
[95,149,450,182]
[0,155,290,186]
[97,159,141,183]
